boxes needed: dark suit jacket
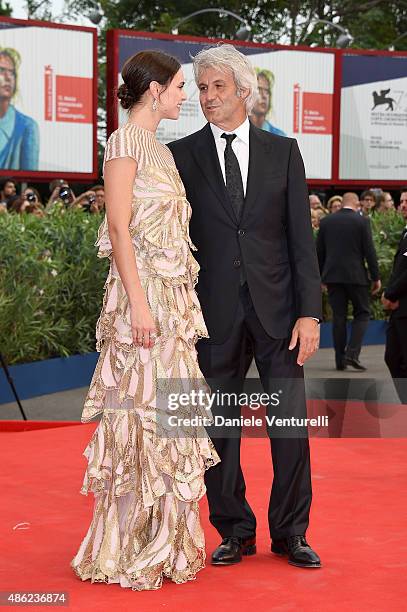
[168,122,322,344]
[316,208,379,285]
[384,231,407,318]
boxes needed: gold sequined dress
[70,123,220,591]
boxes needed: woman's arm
[71,190,95,207]
[104,156,157,349]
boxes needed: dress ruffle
[82,272,210,424]
[95,195,199,283]
[70,409,217,590]
[80,409,218,508]
[94,269,207,348]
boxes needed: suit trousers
[327,283,370,361]
[197,282,312,540]
[384,315,407,404]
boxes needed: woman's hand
[130,301,158,349]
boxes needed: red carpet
[1,423,407,611]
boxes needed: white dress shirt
[210,117,250,197]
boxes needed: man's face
[331,200,342,213]
[361,196,375,212]
[0,55,16,100]
[399,192,407,221]
[4,181,16,197]
[198,67,247,129]
[309,195,322,209]
[382,193,394,210]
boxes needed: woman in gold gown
[70,50,220,591]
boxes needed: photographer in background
[8,193,44,217]
[92,185,105,212]
[46,179,75,211]
[71,185,104,213]
[0,177,17,211]
[22,186,43,207]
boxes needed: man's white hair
[192,43,259,113]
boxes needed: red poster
[301,92,333,134]
[293,83,301,133]
[55,76,92,123]
[44,65,53,121]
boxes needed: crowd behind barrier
[309,188,407,229]
[1,176,407,228]
[0,177,105,217]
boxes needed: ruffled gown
[70,123,220,590]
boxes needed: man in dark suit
[316,192,381,371]
[382,191,407,403]
[168,44,322,568]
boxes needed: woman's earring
[152,98,158,112]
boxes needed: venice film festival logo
[371,88,396,111]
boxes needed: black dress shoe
[344,356,366,371]
[211,536,256,565]
[271,535,321,568]
[336,359,347,371]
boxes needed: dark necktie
[221,133,244,220]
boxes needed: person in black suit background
[316,192,381,371]
[168,44,322,569]
[382,191,407,403]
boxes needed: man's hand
[371,280,382,295]
[289,317,320,366]
[321,283,327,292]
[381,293,399,311]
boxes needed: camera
[59,186,72,205]
[82,194,96,213]
[26,192,37,204]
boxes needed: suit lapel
[241,123,275,224]
[191,123,238,224]
[396,233,407,256]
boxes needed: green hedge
[368,211,405,318]
[0,209,108,365]
[0,209,405,365]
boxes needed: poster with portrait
[339,52,407,181]
[0,17,97,179]
[108,32,335,180]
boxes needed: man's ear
[239,87,250,101]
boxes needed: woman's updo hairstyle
[117,50,181,111]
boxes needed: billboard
[0,17,97,180]
[339,52,407,181]
[107,31,335,181]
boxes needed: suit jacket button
[233,259,241,267]
[238,229,245,236]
